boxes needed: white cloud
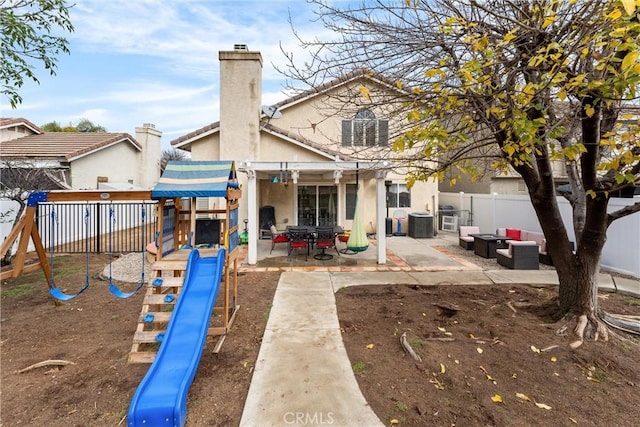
[4,0,345,144]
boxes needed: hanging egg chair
[340,198,369,254]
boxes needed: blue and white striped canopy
[151,160,238,198]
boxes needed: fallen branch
[506,301,517,314]
[400,332,422,363]
[17,359,76,374]
[423,337,455,342]
[512,301,533,308]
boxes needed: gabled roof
[171,122,220,149]
[170,68,403,155]
[261,123,350,161]
[0,132,142,162]
[0,117,42,135]
[270,68,405,112]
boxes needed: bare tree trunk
[528,182,608,344]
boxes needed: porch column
[246,169,258,265]
[375,170,387,264]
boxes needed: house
[0,118,162,190]
[445,106,640,197]
[170,45,439,265]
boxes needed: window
[386,183,411,208]
[341,109,389,147]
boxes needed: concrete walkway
[239,271,383,427]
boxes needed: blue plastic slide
[127,248,225,427]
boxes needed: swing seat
[109,280,145,299]
[49,282,89,302]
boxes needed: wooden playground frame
[0,186,242,362]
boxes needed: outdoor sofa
[496,227,553,265]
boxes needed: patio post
[376,170,387,264]
[246,168,257,264]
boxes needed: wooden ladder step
[152,260,188,271]
[143,294,177,305]
[133,330,166,343]
[148,276,184,288]
[139,311,172,323]
[128,351,156,364]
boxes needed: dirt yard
[1,252,639,426]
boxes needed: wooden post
[12,207,36,277]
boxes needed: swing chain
[48,209,58,286]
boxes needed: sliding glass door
[297,185,337,226]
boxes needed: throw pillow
[505,228,521,240]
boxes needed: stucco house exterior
[0,118,162,190]
[170,45,439,264]
[0,119,163,249]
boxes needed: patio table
[470,234,508,258]
[285,225,343,250]
[285,225,343,241]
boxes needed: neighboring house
[170,45,439,264]
[446,163,570,196]
[446,106,640,197]
[0,118,162,190]
[0,119,163,253]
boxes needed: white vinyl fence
[438,192,640,278]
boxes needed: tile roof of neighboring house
[0,132,142,162]
[170,68,402,153]
[0,117,42,134]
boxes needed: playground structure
[1,160,241,357]
[1,160,242,426]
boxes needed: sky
[2,0,342,150]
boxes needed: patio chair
[459,226,480,250]
[287,227,309,261]
[270,224,288,254]
[314,227,339,260]
[496,240,540,269]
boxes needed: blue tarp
[151,160,238,198]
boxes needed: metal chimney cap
[234,44,248,51]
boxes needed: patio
[238,232,484,272]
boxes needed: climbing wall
[128,257,188,364]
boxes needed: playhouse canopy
[151,160,237,198]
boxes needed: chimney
[218,44,263,161]
[135,123,162,188]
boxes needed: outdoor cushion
[522,231,546,253]
[459,226,480,237]
[271,226,288,242]
[506,228,521,240]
